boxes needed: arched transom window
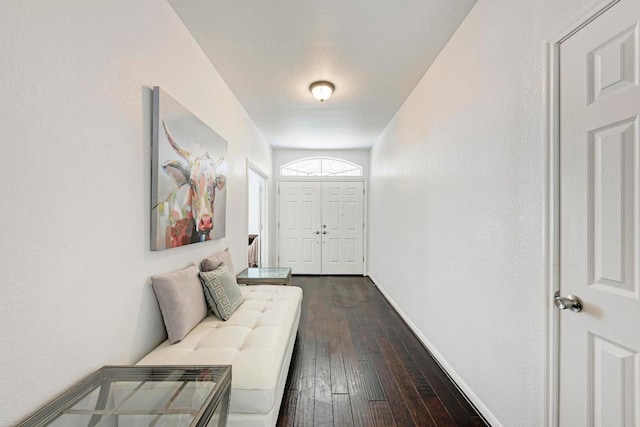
[280,157,363,177]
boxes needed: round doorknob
[322,231,327,234]
[554,292,583,312]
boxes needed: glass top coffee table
[236,267,292,286]
[18,365,231,427]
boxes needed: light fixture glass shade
[309,81,335,102]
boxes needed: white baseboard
[367,272,501,427]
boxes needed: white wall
[0,1,271,424]
[368,0,597,425]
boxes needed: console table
[18,365,231,427]
[236,267,292,286]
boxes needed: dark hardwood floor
[276,276,488,427]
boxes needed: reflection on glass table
[236,267,292,286]
[18,365,231,427]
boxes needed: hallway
[277,276,487,426]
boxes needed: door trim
[543,1,621,425]
[246,160,269,267]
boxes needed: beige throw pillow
[200,247,236,276]
[151,265,207,343]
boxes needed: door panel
[559,0,640,424]
[278,182,322,274]
[328,238,340,263]
[345,238,357,263]
[590,335,637,426]
[590,118,637,296]
[321,182,364,274]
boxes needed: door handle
[322,231,327,234]
[314,231,320,235]
[554,291,583,312]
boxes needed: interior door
[559,0,640,424]
[278,181,322,274]
[322,181,364,274]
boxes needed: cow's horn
[162,120,190,160]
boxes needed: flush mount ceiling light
[309,81,335,102]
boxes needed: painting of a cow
[151,87,228,250]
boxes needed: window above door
[280,157,363,177]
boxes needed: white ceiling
[167,0,477,150]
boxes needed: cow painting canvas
[151,87,227,250]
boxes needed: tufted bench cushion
[138,285,302,420]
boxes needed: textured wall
[368,0,597,425]
[0,1,271,424]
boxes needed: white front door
[322,181,364,274]
[559,0,640,424]
[278,181,365,274]
[278,181,322,274]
